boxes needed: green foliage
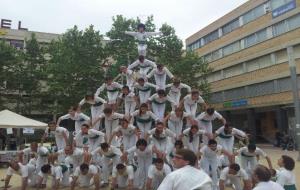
[47,25,106,114]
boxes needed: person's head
[253,165,271,182]
[224,123,233,134]
[277,155,295,171]
[157,64,164,71]
[154,158,164,171]
[138,77,145,86]
[116,163,126,175]
[247,144,256,153]
[157,89,166,98]
[155,122,165,134]
[105,76,113,85]
[190,125,199,135]
[120,66,127,73]
[121,118,129,129]
[103,107,113,117]
[136,139,148,151]
[85,93,94,101]
[191,90,200,100]
[173,78,181,87]
[41,164,52,174]
[137,23,145,32]
[122,85,130,95]
[174,140,184,149]
[138,55,145,63]
[139,103,148,114]
[174,107,184,117]
[80,163,90,175]
[69,105,80,116]
[30,142,38,152]
[228,163,240,175]
[269,168,277,177]
[100,142,110,152]
[173,149,197,168]
[208,139,218,151]
[9,160,20,171]
[81,123,90,134]
[206,107,215,116]
[64,144,74,155]
[48,121,57,131]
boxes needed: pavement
[0,144,299,190]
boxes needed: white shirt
[59,112,90,122]
[158,165,212,190]
[131,110,159,122]
[119,92,136,102]
[197,111,223,122]
[147,67,174,79]
[73,165,98,177]
[200,145,223,160]
[127,145,153,158]
[125,31,162,42]
[148,128,176,139]
[253,181,284,190]
[148,93,176,105]
[112,165,134,179]
[237,147,267,158]
[95,82,123,96]
[113,125,136,136]
[38,165,64,180]
[57,148,83,165]
[44,126,68,139]
[134,82,158,91]
[79,96,107,106]
[128,59,157,74]
[148,164,171,179]
[276,168,296,186]
[183,94,204,105]
[98,112,124,121]
[220,167,249,181]
[6,163,29,178]
[215,126,246,139]
[166,83,191,94]
[168,111,190,123]
[91,146,122,158]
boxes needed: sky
[1,0,248,43]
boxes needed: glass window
[203,30,219,45]
[223,41,240,56]
[275,49,288,63]
[222,18,240,35]
[211,50,221,61]
[207,71,222,83]
[243,4,265,24]
[224,64,243,78]
[256,29,268,43]
[244,34,256,48]
[258,55,272,68]
[204,54,212,63]
[247,59,260,72]
[287,14,300,31]
[271,0,294,10]
[273,20,288,36]
[294,44,300,59]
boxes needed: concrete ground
[0,144,299,190]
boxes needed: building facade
[186,0,300,142]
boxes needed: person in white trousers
[180,90,206,118]
[71,163,101,190]
[182,125,207,155]
[146,158,171,190]
[252,165,284,190]
[148,89,177,121]
[147,64,174,90]
[118,85,137,116]
[166,78,191,107]
[111,164,135,190]
[130,103,159,138]
[115,66,136,90]
[125,23,162,56]
[134,77,158,104]
[128,55,157,77]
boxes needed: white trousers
[107,91,119,104]
[102,156,120,183]
[136,121,152,138]
[139,90,151,104]
[240,156,257,175]
[91,105,104,130]
[125,101,137,116]
[184,103,197,118]
[168,120,183,138]
[138,44,147,56]
[168,92,181,108]
[199,120,213,145]
[134,157,152,189]
[151,103,165,121]
[88,136,105,152]
[201,157,219,190]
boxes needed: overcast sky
[1,0,248,43]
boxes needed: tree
[47,25,106,114]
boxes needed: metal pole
[287,46,300,161]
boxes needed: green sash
[105,153,116,158]
[138,87,151,92]
[241,152,254,158]
[136,116,152,123]
[218,133,232,139]
[89,135,100,139]
[152,99,166,105]
[139,65,151,68]
[107,88,119,92]
[93,102,103,107]
[60,165,68,173]
[284,185,297,190]
[138,41,146,45]
[83,137,88,144]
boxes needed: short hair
[208,139,217,145]
[121,118,129,123]
[116,163,126,170]
[100,142,109,149]
[122,85,130,91]
[157,89,166,96]
[173,78,181,85]
[85,93,94,100]
[103,107,113,114]
[254,165,271,182]
[156,122,164,127]
[48,121,56,126]
[157,64,164,69]
[138,55,145,62]
[174,140,184,148]
[229,163,240,172]
[191,90,199,96]
[248,144,256,151]
[70,105,79,111]
[138,77,145,82]
[105,76,113,81]
[176,149,197,166]
[136,139,147,147]
[154,158,164,164]
[80,163,89,172]
[282,155,295,171]
[140,103,148,108]
[41,164,51,173]
[206,107,215,115]
[81,123,90,129]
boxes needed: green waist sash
[138,87,151,92]
[93,102,103,107]
[136,116,152,123]
[60,165,68,173]
[89,135,100,139]
[138,41,146,45]
[218,133,233,139]
[152,99,166,105]
[241,152,254,158]
[105,153,116,158]
[284,185,297,190]
[107,88,119,92]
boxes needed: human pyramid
[3,23,297,190]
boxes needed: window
[287,14,300,31]
[223,41,240,56]
[222,18,240,35]
[247,59,260,72]
[211,49,222,61]
[273,20,288,36]
[224,87,245,101]
[210,92,223,103]
[204,54,212,63]
[244,34,256,48]
[258,54,272,68]
[207,71,222,83]
[224,64,243,78]
[244,29,267,48]
[278,77,292,92]
[243,4,265,24]
[275,49,288,63]
[271,0,294,10]
[203,30,219,45]
[294,44,300,59]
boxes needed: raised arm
[164,67,174,79]
[125,31,138,37]
[95,83,106,97]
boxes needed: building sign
[223,99,248,108]
[0,19,28,30]
[272,0,296,18]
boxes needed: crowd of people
[2,23,297,190]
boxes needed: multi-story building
[186,0,300,142]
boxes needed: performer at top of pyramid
[125,23,162,56]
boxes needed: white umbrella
[0,109,47,129]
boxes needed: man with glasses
[158,149,212,190]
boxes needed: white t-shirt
[253,181,284,190]
[98,112,124,121]
[220,167,249,181]
[95,82,123,96]
[169,111,190,123]
[197,111,223,122]
[166,83,191,94]
[73,165,98,177]
[79,96,107,106]
[148,128,176,139]
[112,165,134,179]
[237,147,267,158]
[183,94,204,105]
[6,163,29,178]
[38,165,63,180]
[119,92,136,102]
[148,164,171,179]
[148,94,175,105]
[158,165,212,190]
[276,168,296,186]
[215,126,246,139]
[91,146,122,158]
[113,125,136,136]
[44,126,68,139]
[200,145,223,159]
